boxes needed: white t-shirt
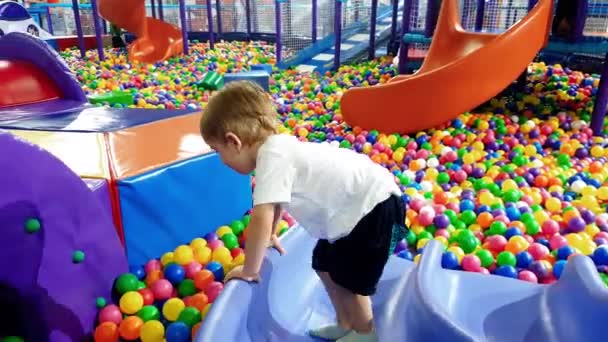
[253,134,402,242]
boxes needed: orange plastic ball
[188,293,209,312]
[194,270,215,290]
[477,212,493,229]
[94,322,119,342]
[119,316,144,341]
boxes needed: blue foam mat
[198,228,608,341]
[118,153,252,266]
[0,105,196,132]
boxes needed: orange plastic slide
[98,0,184,64]
[340,0,553,134]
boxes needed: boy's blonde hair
[200,80,278,145]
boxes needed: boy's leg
[336,294,377,342]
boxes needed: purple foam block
[0,131,127,341]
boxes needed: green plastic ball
[96,297,107,308]
[72,250,85,264]
[496,251,517,267]
[178,279,197,297]
[475,249,494,268]
[24,218,41,233]
[230,220,246,236]
[221,233,239,250]
[178,307,202,327]
[137,305,160,322]
[114,273,139,294]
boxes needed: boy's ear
[225,132,243,150]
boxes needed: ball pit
[65,42,608,340]
[94,211,293,341]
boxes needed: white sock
[308,324,351,340]
[336,329,379,342]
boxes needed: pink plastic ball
[418,206,436,226]
[185,262,203,279]
[435,229,450,239]
[486,235,507,253]
[151,279,173,300]
[98,304,123,324]
[409,198,426,212]
[596,231,608,241]
[542,219,560,236]
[207,240,224,251]
[549,235,568,250]
[518,270,538,283]
[479,267,490,275]
[205,281,224,303]
[144,259,162,274]
[461,255,482,272]
[528,243,550,260]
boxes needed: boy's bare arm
[242,203,276,277]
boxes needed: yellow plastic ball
[502,179,518,191]
[119,291,144,315]
[586,224,600,238]
[160,252,174,266]
[479,192,494,206]
[447,246,465,262]
[598,187,608,201]
[591,145,604,158]
[173,245,194,265]
[194,246,212,265]
[233,253,246,266]
[190,237,207,250]
[162,298,185,322]
[434,236,448,246]
[533,210,549,225]
[413,254,422,264]
[212,247,232,265]
[545,197,561,212]
[140,320,165,342]
[202,303,212,318]
[417,238,430,250]
[581,186,597,197]
[216,226,233,238]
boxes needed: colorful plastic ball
[230,220,246,236]
[137,305,161,322]
[517,270,538,283]
[461,255,482,272]
[528,243,550,260]
[553,260,567,279]
[496,251,517,267]
[162,298,186,322]
[556,245,575,260]
[174,245,195,265]
[178,279,197,297]
[138,288,155,306]
[205,261,225,280]
[166,321,191,342]
[593,246,608,265]
[178,307,202,327]
[397,249,414,261]
[194,269,215,290]
[94,322,119,342]
[129,265,146,280]
[494,265,518,278]
[164,264,186,285]
[216,225,233,238]
[151,279,174,300]
[194,246,212,265]
[115,273,139,295]
[441,251,459,269]
[119,291,144,314]
[160,252,175,266]
[144,260,162,275]
[188,293,209,312]
[207,239,224,251]
[205,281,224,302]
[529,260,550,280]
[140,320,165,342]
[118,316,144,340]
[190,237,207,250]
[98,304,123,324]
[185,261,203,279]
[516,251,534,268]
[221,233,239,250]
[475,249,494,268]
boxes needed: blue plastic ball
[441,252,459,270]
[516,251,533,268]
[205,261,224,281]
[164,263,186,285]
[593,246,608,266]
[129,265,146,280]
[166,321,190,342]
[397,250,414,261]
[553,260,567,279]
[494,265,518,278]
[504,227,522,240]
[556,245,575,260]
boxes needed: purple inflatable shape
[0,32,87,105]
[0,131,128,341]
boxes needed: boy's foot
[308,324,351,340]
[336,329,379,342]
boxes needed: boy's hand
[224,265,260,283]
[267,234,286,255]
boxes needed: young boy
[200,81,406,342]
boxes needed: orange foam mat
[106,112,213,179]
[7,130,110,178]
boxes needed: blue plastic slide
[197,227,608,341]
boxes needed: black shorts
[312,195,406,296]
